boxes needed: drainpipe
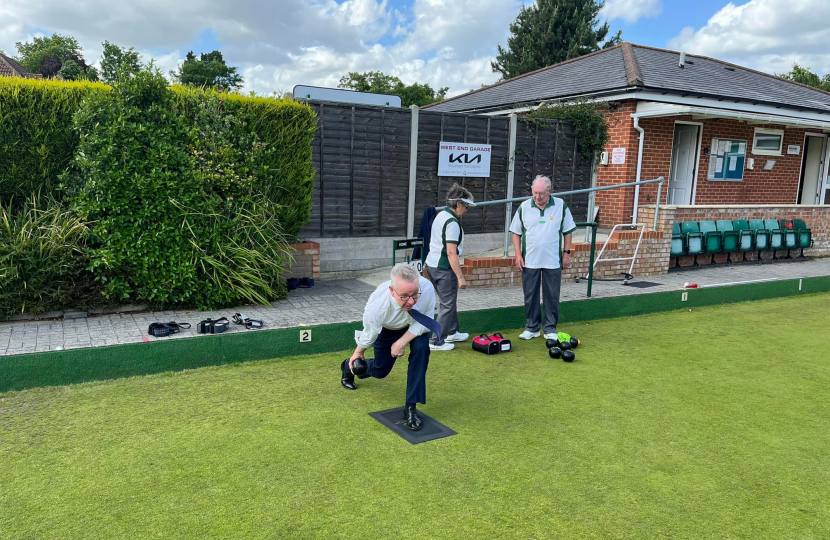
[631,114,645,225]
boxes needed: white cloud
[601,0,661,24]
[0,0,522,97]
[668,0,830,75]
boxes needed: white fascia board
[628,92,830,125]
[632,101,830,130]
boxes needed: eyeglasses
[394,289,421,302]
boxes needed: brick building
[425,43,830,229]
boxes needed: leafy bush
[0,77,316,238]
[174,87,317,240]
[525,99,610,159]
[68,69,291,309]
[0,77,109,206]
[0,196,102,318]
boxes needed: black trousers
[358,327,430,404]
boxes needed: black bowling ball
[351,358,368,376]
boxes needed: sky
[2,0,829,97]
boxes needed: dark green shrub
[525,99,610,159]
[174,87,317,240]
[0,77,108,206]
[68,69,291,309]
[0,196,102,318]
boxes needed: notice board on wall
[708,138,746,180]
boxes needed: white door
[668,124,699,205]
[798,135,826,205]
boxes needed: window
[752,128,784,156]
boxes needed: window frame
[751,128,785,156]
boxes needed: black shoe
[341,360,357,390]
[402,405,422,431]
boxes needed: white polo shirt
[509,196,577,270]
[355,277,437,349]
[425,207,464,270]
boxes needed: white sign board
[438,142,492,177]
[787,145,801,155]
[611,147,626,165]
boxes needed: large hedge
[0,74,317,315]
[173,87,317,240]
[0,77,316,239]
[65,70,295,308]
[0,77,109,205]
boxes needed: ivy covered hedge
[0,74,317,317]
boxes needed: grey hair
[390,263,420,286]
[532,175,552,191]
[447,183,474,209]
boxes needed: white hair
[533,175,552,191]
[390,263,419,287]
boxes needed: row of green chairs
[671,219,812,261]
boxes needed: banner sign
[438,142,492,177]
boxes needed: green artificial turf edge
[3,275,829,394]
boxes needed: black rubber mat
[369,407,457,444]
[623,281,661,288]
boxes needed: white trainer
[429,342,455,351]
[444,332,469,343]
[519,330,540,340]
[544,332,558,340]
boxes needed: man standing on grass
[510,175,576,341]
[340,263,438,431]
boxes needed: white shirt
[509,196,577,269]
[355,277,437,349]
[425,207,463,269]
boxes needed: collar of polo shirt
[531,195,553,211]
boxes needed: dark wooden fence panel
[303,103,592,237]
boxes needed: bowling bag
[472,333,512,354]
[472,334,500,355]
[487,332,512,353]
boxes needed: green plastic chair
[671,222,685,257]
[680,222,704,255]
[699,221,722,253]
[779,220,798,249]
[716,220,739,252]
[764,219,784,249]
[793,219,812,249]
[733,219,754,251]
[749,219,770,250]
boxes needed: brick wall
[284,242,321,280]
[595,100,820,228]
[595,100,640,226]
[461,229,670,287]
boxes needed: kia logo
[449,153,482,164]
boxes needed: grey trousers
[521,267,562,334]
[426,265,459,344]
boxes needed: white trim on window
[752,128,784,156]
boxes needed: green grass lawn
[1,293,829,539]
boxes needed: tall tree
[491,0,622,80]
[338,71,448,107]
[172,50,243,90]
[15,33,94,79]
[99,41,143,83]
[777,63,830,92]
